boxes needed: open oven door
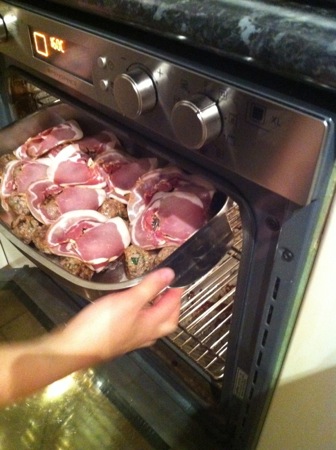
[0,82,240,448]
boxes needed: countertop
[52,0,336,92]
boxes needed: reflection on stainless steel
[113,67,157,118]
[0,369,155,449]
[168,203,242,382]
[215,92,328,206]
[0,3,327,206]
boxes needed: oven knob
[0,15,8,42]
[171,95,222,149]
[113,68,157,118]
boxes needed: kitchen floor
[0,279,159,450]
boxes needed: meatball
[124,244,157,279]
[0,153,17,177]
[41,196,60,221]
[11,214,41,244]
[6,194,30,216]
[32,224,52,254]
[98,198,128,220]
[60,256,95,281]
[154,246,179,265]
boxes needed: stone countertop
[55,0,336,91]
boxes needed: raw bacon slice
[109,157,158,197]
[94,147,132,201]
[94,147,132,175]
[47,144,108,188]
[94,149,158,203]
[14,120,83,159]
[0,159,51,210]
[56,185,106,214]
[46,210,130,271]
[127,166,215,223]
[130,191,207,249]
[77,130,121,156]
[27,179,106,224]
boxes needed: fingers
[127,268,176,309]
[141,287,183,337]
[91,268,182,352]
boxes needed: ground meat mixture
[11,214,41,244]
[124,244,157,279]
[59,256,95,280]
[6,193,30,216]
[12,162,23,180]
[41,196,60,221]
[32,224,52,254]
[0,153,17,177]
[154,246,179,265]
[98,198,128,220]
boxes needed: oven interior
[0,73,244,400]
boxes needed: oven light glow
[43,374,77,400]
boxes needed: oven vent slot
[240,276,281,432]
[168,204,242,382]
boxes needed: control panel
[0,1,329,205]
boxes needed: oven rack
[168,204,242,382]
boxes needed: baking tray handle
[156,206,234,288]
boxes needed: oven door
[0,266,230,449]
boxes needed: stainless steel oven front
[0,1,335,449]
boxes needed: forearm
[0,268,182,407]
[0,328,98,406]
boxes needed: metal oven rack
[168,204,242,383]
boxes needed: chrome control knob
[171,95,222,149]
[0,15,8,42]
[113,68,157,118]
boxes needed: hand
[62,267,183,362]
[0,268,183,406]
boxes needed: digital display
[30,28,93,83]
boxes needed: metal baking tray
[0,104,232,300]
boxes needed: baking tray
[0,104,232,300]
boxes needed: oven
[0,1,335,449]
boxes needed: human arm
[0,268,182,406]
